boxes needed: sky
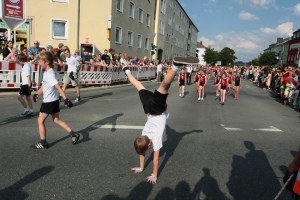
[178,0,300,62]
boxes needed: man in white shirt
[186,65,192,85]
[61,47,81,102]
[156,60,163,82]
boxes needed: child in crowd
[31,52,80,149]
[126,56,199,184]
[17,53,34,117]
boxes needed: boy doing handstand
[125,56,199,184]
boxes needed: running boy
[31,52,80,149]
[127,56,199,184]
[17,53,34,117]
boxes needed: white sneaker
[201,97,204,100]
[179,94,182,97]
[198,97,200,101]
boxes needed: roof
[197,41,206,48]
[176,0,199,32]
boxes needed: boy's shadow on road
[48,113,123,147]
[144,125,203,176]
[71,92,113,107]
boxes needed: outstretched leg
[157,69,177,94]
[125,70,146,91]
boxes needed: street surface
[0,77,299,200]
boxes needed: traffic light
[196,53,198,57]
[151,44,157,55]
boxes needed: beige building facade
[2,0,198,60]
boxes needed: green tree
[259,52,277,66]
[202,46,219,65]
[218,47,237,66]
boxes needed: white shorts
[142,112,169,151]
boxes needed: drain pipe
[76,0,80,50]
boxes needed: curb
[0,80,154,98]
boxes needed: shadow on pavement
[0,114,37,126]
[226,141,282,200]
[0,166,54,200]
[48,113,123,147]
[78,113,124,144]
[144,125,203,177]
[101,168,229,200]
[70,92,113,107]
[101,181,153,200]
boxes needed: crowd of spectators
[245,65,300,111]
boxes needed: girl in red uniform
[178,68,186,97]
[218,73,228,105]
[194,70,201,94]
[227,73,232,93]
[215,71,221,97]
[198,70,207,100]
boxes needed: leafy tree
[218,47,237,66]
[259,52,277,66]
[202,46,219,65]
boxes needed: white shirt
[21,63,32,85]
[186,66,192,73]
[42,68,59,103]
[66,56,80,73]
[142,112,169,151]
[157,64,163,73]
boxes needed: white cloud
[198,37,216,47]
[293,3,300,16]
[260,27,276,34]
[238,11,259,20]
[216,35,223,40]
[260,22,294,37]
[276,22,294,36]
[237,0,275,9]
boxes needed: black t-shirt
[101,54,110,65]
[3,47,11,60]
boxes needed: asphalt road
[0,77,299,200]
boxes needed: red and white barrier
[0,62,156,89]
[0,61,41,89]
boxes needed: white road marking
[253,126,283,132]
[220,124,283,132]
[91,124,144,130]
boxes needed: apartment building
[0,0,198,60]
[154,0,198,60]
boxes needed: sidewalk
[0,80,153,98]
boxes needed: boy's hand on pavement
[146,174,157,184]
[131,167,143,173]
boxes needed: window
[148,0,151,2]
[159,20,165,35]
[129,2,135,18]
[160,0,166,14]
[51,19,68,40]
[137,35,142,48]
[139,8,143,23]
[145,38,149,49]
[115,26,122,44]
[168,16,172,26]
[168,0,173,8]
[128,31,133,46]
[166,34,171,43]
[51,0,68,3]
[147,14,150,27]
[116,0,123,12]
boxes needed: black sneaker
[59,96,62,102]
[30,142,49,149]
[20,110,29,117]
[75,97,81,102]
[222,102,224,105]
[173,56,199,66]
[123,66,130,76]
[72,133,80,145]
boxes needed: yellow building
[0,0,198,60]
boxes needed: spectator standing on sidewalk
[3,40,13,60]
[27,40,42,58]
[156,60,163,82]
[186,65,192,85]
